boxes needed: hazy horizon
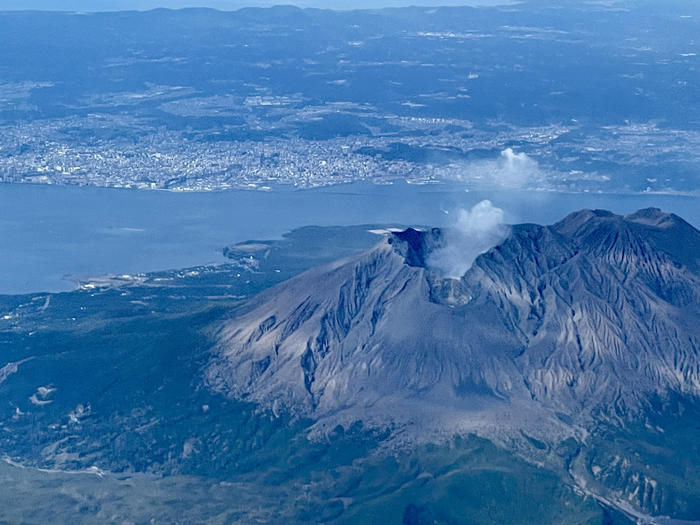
[0,0,517,11]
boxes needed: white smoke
[453,148,544,189]
[493,148,540,187]
[427,200,509,279]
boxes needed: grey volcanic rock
[207,208,700,441]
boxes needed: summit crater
[207,208,700,449]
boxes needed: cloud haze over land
[428,200,509,279]
[452,148,546,190]
[426,150,541,279]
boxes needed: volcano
[207,208,700,450]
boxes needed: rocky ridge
[207,208,700,452]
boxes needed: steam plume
[452,148,544,189]
[428,200,509,279]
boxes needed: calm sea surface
[1,182,697,295]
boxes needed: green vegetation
[336,437,629,525]
[575,400,700,520]
[0,225,688,523]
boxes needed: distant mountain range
[2,4,700,193]
[0,1,513,11]
[209,208,700,520]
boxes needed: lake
[1,181,697,295]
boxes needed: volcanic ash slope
[207,208,700,445]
